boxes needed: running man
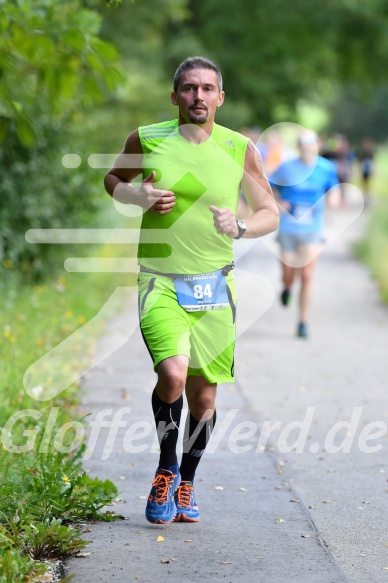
[269,130,340,338]
[104,56,278,524]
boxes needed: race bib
[174,270,229,312]
[291,204,314,224]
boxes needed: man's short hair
[173,56,223,93]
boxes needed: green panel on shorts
[138,272,236,384]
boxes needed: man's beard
[188,110,208,124]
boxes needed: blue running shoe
[173,481,200,522]
[297,321,309,338]
[145,468,180,524]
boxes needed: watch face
[235,219,247,239]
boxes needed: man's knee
[190,393,216,421]
[156,358,187,400]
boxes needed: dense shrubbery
[0,123,99,278]
[0,0,123,279]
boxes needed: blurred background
[1,3,388,577]
[1,0,388,295]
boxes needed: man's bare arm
[104,129,176,214]
[326,185,341,208]
[210,142,279,238]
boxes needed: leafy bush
[0,124,100,279]
[0,0,123,278]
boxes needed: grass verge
[0,244,135,581]
[354,145,388,303]
[354,199,388,303]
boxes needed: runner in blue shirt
[270,130,340,338]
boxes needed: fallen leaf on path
[121,387,129,400]
[137,531,143,534]
[157,536,164,542]
[275,517,285,524]
[290,499,300,503]
[184,539,193,543]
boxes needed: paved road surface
[68,199,388,582]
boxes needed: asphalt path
[68,196,388,582]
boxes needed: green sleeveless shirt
[138,119,249,274]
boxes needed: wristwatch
[234,219,247,239]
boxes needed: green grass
[354,145,388,303]
[0,244,135,581]
[355,199,388,303]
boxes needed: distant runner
[270,130,340,338]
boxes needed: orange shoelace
[176,483,193,508]
[151,473,175,503]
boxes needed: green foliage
[0,262,130,581]
[171,0,388,128]
[0,0,122,145]
[0,448,119,526]
[325,85,388,144]
[0,124,99,279]
[0,0,124,278]
[0,550,45,583]
[90,0,388,137]
[17,519,87,560]
[355,198,388,304]
[84,0,190,151]
[354,145,388,303]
